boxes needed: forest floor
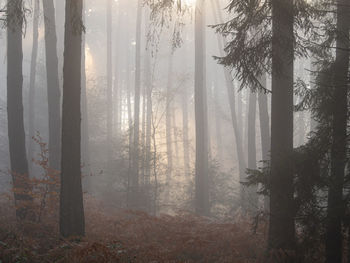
[0,196,267,263]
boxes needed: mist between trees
[0,0,349,262]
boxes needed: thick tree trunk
[325,1,350,262]
[28,0,40,173]
[194,0,210,216]
[60,0,85,237]
[42,0,61,170]
[268,0,295,255]
[7,0,32,220]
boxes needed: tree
[28,0,40,173]
[42,0,62,170]
[60,0,85,237]
[325,0,350,262]
[257,74,270,210]
[268,0,295,254]
[106,0,113,160]
[214,0,298,257]
[166,53,174,193]
[130,0,143,208]
[247,91,257,212]
[194,0,209,216]
[210,0,246,206]
[7,0,32,220]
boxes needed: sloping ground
[0,198,267,263]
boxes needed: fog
[0,0,347,262]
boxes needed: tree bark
[7,0,32,220]
[325,1,350,262]
[42,0,61,170]
[28,0,40,173]
[60,0,85,237]
[194,0,210,216]
[268,0,295,255]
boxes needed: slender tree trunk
[7,0,32,220]
[194,0,209,216]
[166,54,173,185]
[325,1,350,262]
[257,74,270,211]
[114,4,121,136]
[172,108,179,166]
[182,81,190,178]
[42,0,61,170]
[144,6,152,190]
[28,0,40,173]
[268,0,295,255]
[130,0,143,208]
[144,46,152,212]
[246,91,257,212]
[106,0,113,161]
[213,79,223,161]
[126,35,133,207]
[211,0,246,203]
[60,0,85,237]
[81,2,90,179]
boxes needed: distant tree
[7,0,32,220]
[257,74,270,210]
[106,0,113,161]
[60,0,85,237]
[210,0,246,206]
[28,0,40,173]
[130,0,143,208]
[247,91,257,212]
[42,0,62,170]
[165,53,174,198]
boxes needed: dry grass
[0,196,267,263]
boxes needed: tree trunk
[28,0,40,173]
[325,1,350,262]
[211,0,246,204]
[106,0,113,161]
[166,54,174,186]
[246,91,257,212]
[268,0,295,255]
[81,2,91,179]
[130,0,143,208]
[7,0,32,220]
[60,0,85,237]
[213,78,223,161]
[194,0,210,216]
[42,0,61,170]
[257,74,270,211]
[182,79,190,178]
